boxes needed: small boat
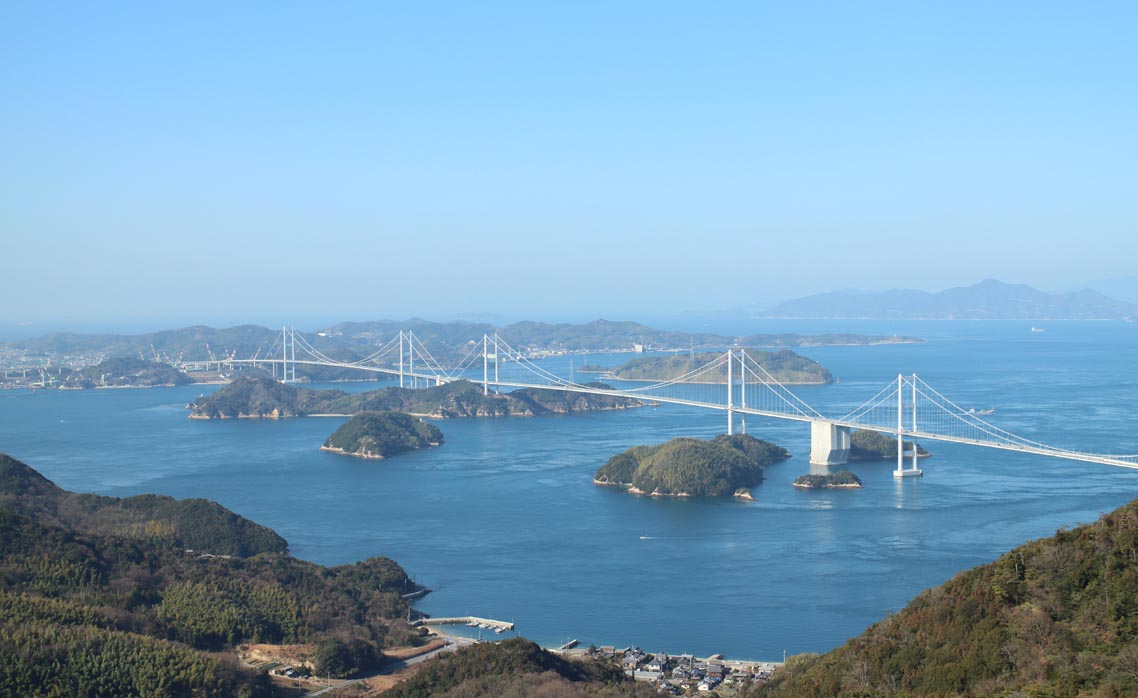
[1031,327,1045,333]
[968,407,996,416]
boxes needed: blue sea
[2,319,1136,660]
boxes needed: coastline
[420,622,785,672]
[594,479,760,500]
[319,444,385,460]
[606,376,831,385]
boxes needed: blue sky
[2,2,1136,329]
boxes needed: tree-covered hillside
[379,638,653,698]
[754,498,1138,697]
[60,356,193,388]
[0,454,424,696]
[0,453,285,556]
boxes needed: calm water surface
[2,320,1136,659]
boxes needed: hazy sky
[2,2,1136,329]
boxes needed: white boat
[1031,327,1045,333]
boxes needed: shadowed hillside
[753,498,1138,697]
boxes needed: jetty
[416,616,515,632]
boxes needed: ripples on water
[0,320,1135,659]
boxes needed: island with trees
[321,411,444,459]
[58,356,193,389]
[608,350,832,384]
[594,434,789,497]
[189,376,642,419]
[793,471,863,489]
[848,429,931,461]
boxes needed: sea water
[1,319,1136,659]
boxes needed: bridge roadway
[191,358,446,384]
[207,361,821,424]
[189,358,1138,471]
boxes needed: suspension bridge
[178,327,1138,476]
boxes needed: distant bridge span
[182,327,1138,475]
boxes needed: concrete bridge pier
[810,421,851,465]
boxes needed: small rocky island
[321,411,443,459]
[594,434,789,497]
[189,376,642,419]
[793,471,863,489]
[608,350,832,384]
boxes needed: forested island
[0,452,427,695]
[56,356,193,389]
[322,411,444,459]
[607,350,832,384]
[594,434,789,497]
[189,376,642,419]
[849,429,930,461]
[792,471,863,489]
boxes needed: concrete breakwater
[416,616,515,632]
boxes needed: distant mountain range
[759,279,1138,319]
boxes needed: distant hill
[754,497,1138,697]
[609,350,832,384]
[1085,275,1138,305]
[3,319,919,372]
[760,279,1138,319]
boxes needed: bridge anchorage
[190,328,1138,474]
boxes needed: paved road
[303,641,460,697]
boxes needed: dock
[417,616,515,632]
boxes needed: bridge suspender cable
[217,326,1138,470]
